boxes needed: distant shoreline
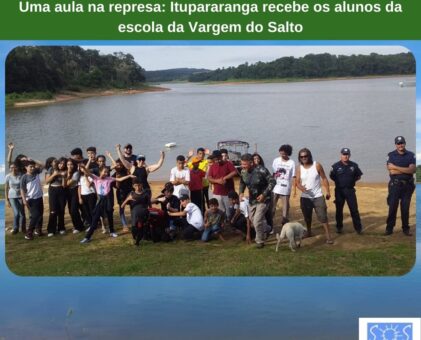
[200,74,415,86]
[8,85,170,109]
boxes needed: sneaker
[326,239,334,245]
[356,229,363,235]
[80,238,91,244]
[255,243,265,249]
[102,229,107,234]
[384,230,393,236]
[72,229,80,234]
[59,230,66,235]
[110,232,118,238]
[25,234,34,240]
[47,233,54,237]
[10,229,17,234]
[123,226,129,233]
[34,230,44,237]
[403,230,412,236]
[336,228,343,234]
[85,227,91,233]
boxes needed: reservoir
[6,76,415,182]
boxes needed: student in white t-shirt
[170,155,190,198]
[168,194,203,240]
[272,144,296,225]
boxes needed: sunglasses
[299,155,308,159]
[396,142,405,145]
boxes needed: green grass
[5,229,415,276]
[6,91,54,106]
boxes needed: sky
[81,45,410,71]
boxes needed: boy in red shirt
[189,157,206,212]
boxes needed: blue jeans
[9,197,26,231]
[201,224,221,242]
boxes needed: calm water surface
[0,185,420,338]
[6,76,415,182]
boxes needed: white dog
[275,222,307,252]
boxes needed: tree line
[188,53,415,82]
[6,46,146,94]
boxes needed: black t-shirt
[133,166,150,191]
[112,168,132,194]
[125,155,137,166]
[155,194,180,214]
[129,190,150,209]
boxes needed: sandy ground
[11,86,170,108]
[4,180,416,252]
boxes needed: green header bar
[0,0,420,39]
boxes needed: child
[202,198,225,242]
[188,156,205,212]
[111,158,132,233]
[5,161,26,234]
[228,191,255,244]
[78,163,96,229]
[170,155,190,198]
[168,194,203,240]
[121,179,150,246]
[20,160,44,240]
[79,165,134,243]
[65,158,84,233]
[45,157,67,236]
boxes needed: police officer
[385,136,416,236]
[330,148,363,234]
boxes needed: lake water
[6,76,415,182]
[0,186,420,338]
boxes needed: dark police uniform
[330,159,363,233]
[386,149,415,234]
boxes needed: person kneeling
[202,198,225,242]
[168,194,203,241]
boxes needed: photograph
[4,45,416,276]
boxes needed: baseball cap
[179,194,190,201]
[340,148,351,155]
[394,136,406,144]
[136,154,146,161]
[124,143,133,149]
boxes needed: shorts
[300,196,328,224]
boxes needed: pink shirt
[91,175,115,196]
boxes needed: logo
[360,318,420,340]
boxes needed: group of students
[6,141,367,247]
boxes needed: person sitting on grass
[228,191,255,244]
[121,179,151,247]
[168,194,204,241]
[202,198,225,242]
[79,164,135,243]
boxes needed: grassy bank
[6,84,168,108]
[4,182,416,276]
[6,229,414,276]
